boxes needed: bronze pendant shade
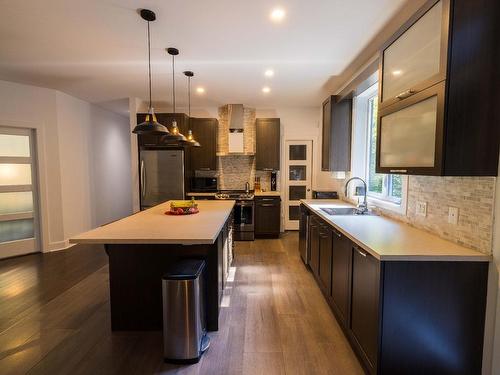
[184,70,201,147]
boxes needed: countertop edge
[301,200,491,262]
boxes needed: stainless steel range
[215,190,254,241]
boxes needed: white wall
[0,80,132,252]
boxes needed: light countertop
[70,200,235,245]
[301,199,490,262]
[254,191,281,197]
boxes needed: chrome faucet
[245,181,250,194]
[344,177,368,214]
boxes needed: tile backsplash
[195,156,275,191]
[331,174,496,254]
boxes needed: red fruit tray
[165,207,199,215]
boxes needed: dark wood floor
[0,232,363,375]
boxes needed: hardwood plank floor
[0,232,363,374]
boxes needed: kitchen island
[70,200,235,331]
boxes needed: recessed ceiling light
[264,69,275,77]
[270,7,285,22]
[262,86,271,93]
[392,70,402,76]
[196,87,205,94]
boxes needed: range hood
[228,104,245,153]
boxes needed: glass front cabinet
[376,0,500,176]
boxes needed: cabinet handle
[333,229,341,238]
[396,89,416,100]
[389,169,407,173]
[262,168,274,171]
[199,168,211,171]
[260,204,276,207]
[260,198,275,201]
[355,247,367,257]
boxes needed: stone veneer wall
[217,105,256,155]
[333,174,496,254]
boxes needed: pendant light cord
[188,75,191,117]
[147,21,152,110]
[172,54,176,113]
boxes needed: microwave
[191,177,218,192]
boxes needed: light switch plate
[448,207,459,225]
[416,201,427,217]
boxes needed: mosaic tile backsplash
[331,174,496,254]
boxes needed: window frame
[351,82,408,215]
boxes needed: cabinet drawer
[377,81,445,175]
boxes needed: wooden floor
[0,232,363,375]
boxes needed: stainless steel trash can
[162,259,210,364]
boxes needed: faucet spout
[344,177,368,213]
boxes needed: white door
[284,140,312,230]
[0,127,40,259]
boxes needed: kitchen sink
[320,207,375,216]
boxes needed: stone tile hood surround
[219,104,256,155]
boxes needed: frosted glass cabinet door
[381,0,446,105]
[380,96,438,169]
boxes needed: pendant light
[183,71,201,147]
[164,47,187,142]
[132,9,169,135]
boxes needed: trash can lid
[163,259,206,280]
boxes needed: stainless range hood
[228,104,244,153]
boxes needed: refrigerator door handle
[141,159,146,198]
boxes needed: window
[350,80,407,214]
[365,96,403,205]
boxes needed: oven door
[234,201,254,232]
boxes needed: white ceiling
[0,0,406,115]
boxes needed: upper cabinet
[256,118,280,171]
[322,96,352,172]
[377,0,500,176]
[380,0,447,109]
[190,118,218,171]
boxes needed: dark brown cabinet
[331,228,351,324]
[190,118,218,171]
[350,245,380,373]
[308,216,320,278]
[256,118,280,171]
[321,96,352,172]
[254,196,281,238]
[318,224,333,295]
[377,0,500,176]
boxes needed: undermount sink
[320,207,375,216]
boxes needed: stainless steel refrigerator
[139,149,185,210]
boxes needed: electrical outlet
[448,207,459,225]
[416,201,427,217]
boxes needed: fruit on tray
[167,198,199,215]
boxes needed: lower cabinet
[350,245,380,372]
[331,228,351,324]
[255,197,281,238]
[309,216,320,278]
[301,210,489,375]
[318,224,333,295]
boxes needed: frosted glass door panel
[382,1,442,101]
[0,134,30,157]
[0,192,33,214]
[0,219,34,243]
[380,96,438,167]
[0,164,32,186]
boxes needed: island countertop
[301,199,490,262]
[70,200,235,245]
